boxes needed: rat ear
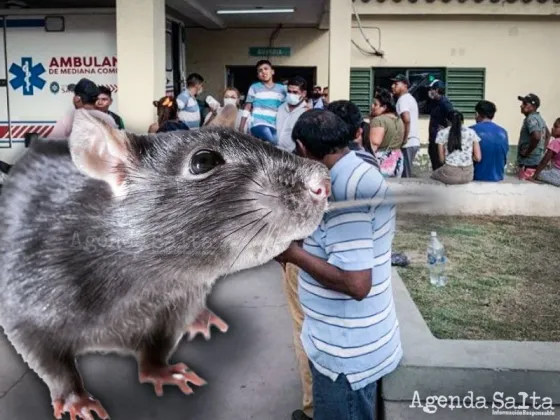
[69,109,132,196]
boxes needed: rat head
[68,110,330,274]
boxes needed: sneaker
[291,409,312,420]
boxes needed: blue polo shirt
[470,120,509,182]
[298,151,403,391]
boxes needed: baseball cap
[429,79,446,90]
[390,74,409,86]
[517,93,540,108]
[70,78,100,103]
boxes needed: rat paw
[139,362,207,397]
[185,308,229,341]
[53,393,109,420]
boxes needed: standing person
[276,109,402,420]
[427,79,454,171]
[431,110,482,185]
[322,86,329,106]
[470,100,509,182]
[148,96,190,133]
[516,93,549,180]
[48,78,117,140]
[391,74,420,177]
[176,73,205,130]
[532,117,560,187]
[369,89,406,177]
[276,76,309,153]
[310,86,325,109]
[203,87,248,133]
[240,60,287,144]
[95,85,125,129]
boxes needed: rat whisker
[228,221,270,274]
[220,198,259,206]
[238,173,264,190]
[221,213,269,241]
[247,190,279,199]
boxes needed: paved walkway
[0,261,303,420]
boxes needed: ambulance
[0,10,186,164]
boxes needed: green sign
[249,47,291,57]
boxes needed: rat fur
[0,110,330,419]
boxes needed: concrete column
[328,0,352,101]
[116,0,166,133]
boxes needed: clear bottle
[427,231,448,287]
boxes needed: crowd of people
[144,61,559,188]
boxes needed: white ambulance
[0,10,186,164]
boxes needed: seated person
[470,100,509,182]
[531,117,560,187]
[431,110,482,185]
[148,96,190,133]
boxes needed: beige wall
[184,27,329,99]
[351,16,560,144]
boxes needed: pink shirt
[48,108,118,140]
[548,138,560,170]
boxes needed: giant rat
[0,110,331,420]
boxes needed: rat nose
[308,178,331,201]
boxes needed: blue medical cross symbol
[9,57,46,96]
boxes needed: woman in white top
[203,87,250,133]
[431,110,482,185]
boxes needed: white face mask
[286,93,301,106]
[223,97,237,106]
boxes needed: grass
[393,214,560,342]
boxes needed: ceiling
[0,0,328,29]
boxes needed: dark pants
[428,141,443,171]
[309,361,378,420]
[250,125,278,145]
[401,146,420,178]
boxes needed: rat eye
[189,150,225,175]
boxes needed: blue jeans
[250,125,278,145]
[309,361,378,420]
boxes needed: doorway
[226,65,317,103]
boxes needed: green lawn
[393,214,560,342]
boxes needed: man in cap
[427,79,454,170]
[48,78,118,140]
[516,93,550,178]
[392,74,420,177]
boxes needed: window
[349,67,485,119]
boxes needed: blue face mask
[286,93,301,106]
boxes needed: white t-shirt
[435,126,480,167]
[396,92,420,148]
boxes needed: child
[148,96,190,134]
[531,118,560,187]
[240,60,287,145]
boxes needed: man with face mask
[276,76,309,152]
[427,79,454,170]
[177,73,205,130]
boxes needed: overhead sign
[249,47,291,57]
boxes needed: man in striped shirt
[240,60,287,145]
[276,109,402,420]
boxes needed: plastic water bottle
[427,232,448,287]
